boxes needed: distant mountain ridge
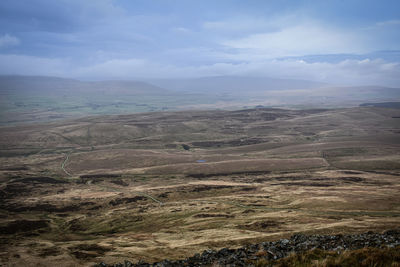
[1,75,399,125]
[0,75,169,95]
[0,75,185,124]
[148,76,327,95]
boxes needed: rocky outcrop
[95,230,400,267]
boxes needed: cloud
[202,17,277,34]
[0,54,69,76]
[0,0,122,32]
[171,27,192,34]
[0,34,20,48]
[67,58,400,87]
[0,0,399,87]
[220,23,368,58]
[1,53,398,87]
[376,20,400,27]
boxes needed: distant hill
[297,86,400,105]
[0,75,193,124]
[1,75,399,124]
[360,102,400,109]
[0,75,169,95]
[148,76,327,95]
[148,76,400,108]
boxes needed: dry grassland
[0,107,399,266]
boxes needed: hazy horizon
[0,0,400,87]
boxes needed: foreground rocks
[95,230,400,267]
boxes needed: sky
[0,0,399,86]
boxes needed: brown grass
[254,247,400,267]
[0,107,399,266]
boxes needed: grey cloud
[0,0,121,33]
[1,53,398,87]
[0,34,20,48]
[0,0,398,87]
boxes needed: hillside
[0,75,168,94]
[96,230,400,266]
[0,75,206,124]
[0,106,399,266]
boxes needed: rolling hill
[1,75,399,124]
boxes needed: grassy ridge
[255,247,400,267]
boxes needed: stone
[95,230,400,266]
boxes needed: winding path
[61,152,72,176]
[94,183,164,206]
[139,192,163,205]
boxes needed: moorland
[0,105,399,266]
